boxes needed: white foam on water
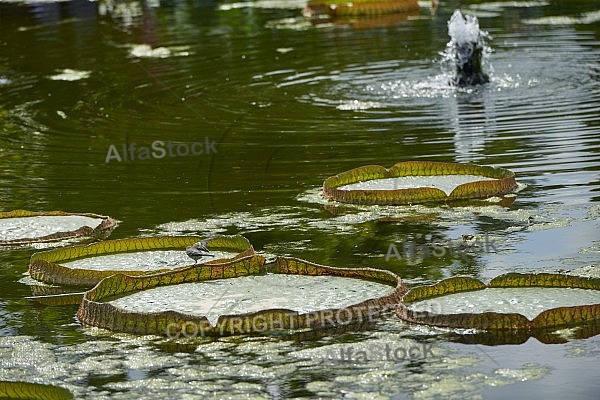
[336,100,382,111]
[0,332,557,399]
[47,69,91,81]
[127,44,191,59]
[570,265,600,279]
[522,10,600,25]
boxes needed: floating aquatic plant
[0,381,73,400]
[304,0,419,18]
[323,161,517,205]
[397,273,600,344]
[0,210,116,247]
[28,235,255,287]
[76,257,406,337]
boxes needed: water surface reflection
[1,0,599,398]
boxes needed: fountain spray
[446,10,490,86]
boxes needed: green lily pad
[323,161,518,205]
[407,287,599,320]
[304,0,419,18]
[107,275,392,326]
[28,235,255,287]
[0,381,73,400]
[397,273,600,344]
[76,257,406,337]
[0,210,116,247]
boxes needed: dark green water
[1,0,600,398]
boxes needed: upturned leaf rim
[322,160,517,205]
[396,273,600,343]
[76,257,407,337]
[304,0,420,18]
[28,235,254,287]
[0,380,74,400]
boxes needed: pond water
[1,0,599,398]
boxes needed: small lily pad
[339,175,497,195]
[323,161,518,205]
[28,235,255,287]
[0,210,116,247]
[77,257,406,337]
[397,273,600,344]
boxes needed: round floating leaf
[77,257,406,337]
[323,161,518,205]
[29,235,255,287]
[397,273,600,344]
[305,0,419,18]
[0,210,116,246]
[0,381,73,400]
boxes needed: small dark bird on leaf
[186,238,214,264]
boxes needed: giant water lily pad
[397,273,600,344]
[77,257,406,337]
[304,0,419,18]
[0,210,116,246]
[28,235,255,287]
[323,161,518,205]
[0,381,73,400]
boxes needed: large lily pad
[304,0,419,18]
[0,210,116,246]
[28,235,254,287]
[76,257,406,337]
[0,381,73,400]
[323,161,518,205]
[397,273,600,344]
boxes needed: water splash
[443,10,491,86]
